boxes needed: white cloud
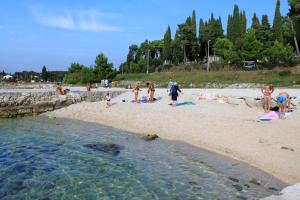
[29,5,123,32]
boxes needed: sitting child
[276,92,290,119]
[261,84,274,113]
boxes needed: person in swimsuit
[56,83,65,95]
[105,93,111,108]
[170,82,182,106]
[132,82,140,102]
[147,82,155,102]
[276,92,290,119]
[261,84,274,113]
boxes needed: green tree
[251,13,260,30]
[263,41,296,66]
[41,65,49,82]
[163,26,173,63]
[273,0,283,42]
[94,53,116,80]
[288,0,300,38]
[214,38,240,63]
[192,10,197,36]
[240,29,263,61]
[80,67,95,84]
[257,15,273,49]
[241,11,247,36]
[69,63,84,73]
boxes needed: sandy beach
[45,88,300,185]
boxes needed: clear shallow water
[0,117,285,200]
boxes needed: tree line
[120,0,300,73]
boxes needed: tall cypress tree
[230,5,242,47]
[163,26,173,63]
[192,10,197,37]
[227,15,233,41]
[273,0,283,42]
[241,11,247,36]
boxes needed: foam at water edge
[262,183,300,200]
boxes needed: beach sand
[45,88,300,184]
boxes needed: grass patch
[115,70,300,88]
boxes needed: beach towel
[259,111,291,121]
[169,101,195,106]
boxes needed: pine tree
[227,15,233,41]
[273,0,283,42]
[163,26,173,63]
[41,66,49,82]
[251,13,260,31]
[232,5,241,44]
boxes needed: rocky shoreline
[0,90,125,118]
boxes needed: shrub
[278,70,291,76]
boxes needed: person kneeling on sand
[170,82,182,106]
[261,84,274,113]
[276,92,291,119]
[56,83,65,95]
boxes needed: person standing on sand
[170,82,182,106]
[261,84,274,113]
[132,82,140,102]
[276,92,291,119]
[147,82,155,102]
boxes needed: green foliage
[278,70,291,76]
[41,65,49,82]
[80,67,95,84]
[240,29,263,61]
[163,26,173,62]
[273,0,283,42]
[94,53,116,80]
[263,41,296,66]
[251,13,260,30]
[69,63,84,73]
[288,0,300,38]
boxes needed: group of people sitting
[261,84,292,119]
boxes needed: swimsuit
[277,96,287,103]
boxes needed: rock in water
[143,134,159,141]
[84,143,124,156]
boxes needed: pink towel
[259,111,280,121]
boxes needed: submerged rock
[84,143,124,156]
[143,134,159,141]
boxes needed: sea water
[0,117,286,200]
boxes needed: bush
[278,70,291,76]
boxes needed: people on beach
[147,82,155,102]
[105,93,111,108]
[132,82,140,102]
[170,82,182,106]
[261,84,274,113]
[86,83,91,92]
[276,92,291,119]
[56,83,65,95]
[167,79,173,94]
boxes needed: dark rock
[268,187,279,191]
[249,178,261,186]
[232,184,243,191]
[228,177,239,183]
[143,134,159,141]
[84,143,124,156]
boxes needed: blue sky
[0,0,289,73]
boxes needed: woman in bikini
[147,82,155,102]
[276,92,290,119]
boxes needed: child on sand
[105,93,111,108]
[276,92,291,119]
[132,83,140,102]
[170,82,182,106]
[261,84,274,113]
[147,82,155,102]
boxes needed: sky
[0,0,290,73]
